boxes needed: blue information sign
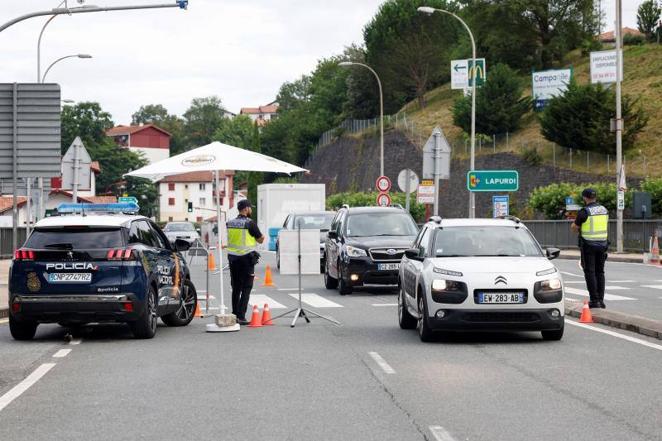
[492,195,509,218]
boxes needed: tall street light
[339,61,385,178]
[42,54,93,83]
[418,6,477,218]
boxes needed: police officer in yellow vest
[571,188,609,309]
[227,200,264,324]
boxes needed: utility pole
[615,0,624,253]
[433,128,441,217]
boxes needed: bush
[641,178,662,216]
[623,34,645,45]
[326,191,426,222]
[521,147,543,166]
[529,182,634,219]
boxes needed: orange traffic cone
[247,305,262,327]
[579,300,593,323]
[194,301,203,318]
[262,265,275,287]
[261,303,273,326]
[207,252,217,271]
[651,235,660,264]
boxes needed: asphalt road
[1,252,661,441]
[555,258,662,320]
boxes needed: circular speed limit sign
[375,175,391,193]
[376,192,391,207]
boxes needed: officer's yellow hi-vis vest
[226,217,257,256]
[580,204,609,242]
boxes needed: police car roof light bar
[57,202,141,215]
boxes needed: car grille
[369,248,407,262]
[462,312,541,323]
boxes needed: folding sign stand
[271,222,340,328]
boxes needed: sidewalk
[559,249,644,263]
[565,299,662,340]
[0,259,9,319]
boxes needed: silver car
[163,222,200,244]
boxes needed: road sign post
[467,170,519,192]
[398,169,419,213]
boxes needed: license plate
[478,292,524,304]
[377,263,400,271]
[48,273,92,283]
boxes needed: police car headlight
[539,278,562,291]
[346,246,367,257]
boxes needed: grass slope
[398,43,662,177]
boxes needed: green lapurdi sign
[467,170,519,192]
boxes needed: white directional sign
[451,59,468,90]
[590,50,623,84]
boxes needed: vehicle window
[283,216,290,229]
[346,212,418,237]
[413,227,427,248]
[419,228,432,256]
[136,221,159,247]
[433,227,543,257]
[149,223,167,249]
[292,214,335,231]
[26,228,124,249]
[335,212,345,236]
[128,222,141,244]
[164,223,195,232]
[329,212,340,235]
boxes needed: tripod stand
[271,221,340,328]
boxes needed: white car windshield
[346,213,418,237]
[293,214,335,231]
[164,223,195,232]
[433,226,542,257]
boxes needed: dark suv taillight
[107,249,136,261]
[14,249,35,261]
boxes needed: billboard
[531,68,572,111]
[590,50,622,84]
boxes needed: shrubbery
[326,192,426,222]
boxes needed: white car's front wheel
[398,286,416,330]
[417,294,434,342]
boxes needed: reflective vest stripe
[226,218,257,256]
[581,205,608,242]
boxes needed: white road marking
[290,293,343,308]
[53,349,72,358]
[564,281,585,284]
[566,320,662,352]
[68,339,82,345]
[0,318,8,325]
[604,286,630,290]
[372,303,398,307]
[248,294,286,309]
[561,271,583,278]
[642,285,662,290]
[564,287,635,301]
[0,363,56,412]
[368,352,395,374]
[429,426,458,441]
[608,280,636,283]
[277,288,300,291]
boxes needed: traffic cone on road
[651,235,660,264]
[262,265,275,287]
[261,303,273,326]
[579,300,593,323]
[248,305,262,328]
[207,252,217,271]
[194,301,203,318]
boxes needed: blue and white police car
[8,203,198,340]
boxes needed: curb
[565,300,662,340]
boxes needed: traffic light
[187,201,193,213]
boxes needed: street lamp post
[42,54,92,83]
[615,0,624,253]
[418,6,477,218]
[338,61,384,178]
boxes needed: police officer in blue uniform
[571,188,609,309]
[226,200,264,324]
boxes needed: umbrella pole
[215,170,226,315]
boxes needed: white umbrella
[125,141,307,331]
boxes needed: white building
[158,171,235,224]
[239,102,279,127]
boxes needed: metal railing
[524,220,662,252]
[1,227,27,258]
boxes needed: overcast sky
[0,0,643,125]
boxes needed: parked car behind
[163,222,200,244]
[276,211,336,271]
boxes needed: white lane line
[52,349,72,358]
[564,281,585,284]
[604,286,630,290]
[372,303,397,307]
[0,363,56,412]
[290,293,343,308]
[0,318,8,325]
[248,294,286,309]
[561,271,583,278]
[566,320,662,352]
[429,426,458,441]
[368,352,395,374]
[608,280,636,283]
[565,287,635,301]
[277,288,300,291]
[68,339,82,345]
[642,285,662,290]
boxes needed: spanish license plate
[377,263,400,271]
[48,273,92,283]
[478,292,524,304]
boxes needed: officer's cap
[237,199,253,210]
[581,188,597,199]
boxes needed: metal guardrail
[1,227,26,258]
[524,220,662,252]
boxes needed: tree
[60,102,114,153]
[213,115,259,151]
[342,44,380,119]
[452,63,531,135]
[637,0,661,41]
[363,0,460,112]
[539,81,648,155]
[131,104,169,124]
[183,96,228,148]
[131,103,187,155]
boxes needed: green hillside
[398,44,662,177]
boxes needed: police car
[8,203,198,340]
[398,217,565,342]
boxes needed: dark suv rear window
[26,228,124,249]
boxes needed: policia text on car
[226,199,265,325]
[571,188,609,309]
